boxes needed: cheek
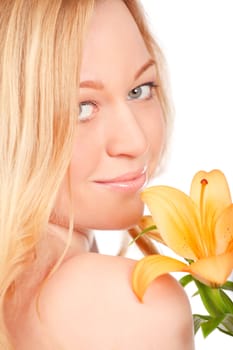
[145,104,166,169]
[69,133,98,182]
[152,111,166,155]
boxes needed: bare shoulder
[29,253,195,350]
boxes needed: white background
[141,0,233,193]
[139,2,233,348]
[96,1,233,349]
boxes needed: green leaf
[128,225,157,246]
[185,258,194,264]
[201,316,225,338]
[179,274,194,288]
[222,280,233,292]
[193,314,225,338]
[194,280,230,317]
[193,314,210,335]
[219,289,233,314]
[191,280,233,337]
[193,313,233,338]
[192,290,199,297]
[217,313,233,336]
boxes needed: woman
[0,0,195,349]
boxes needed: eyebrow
[79,80,104,90]
[134,58,156,80]
[79,58,156,90]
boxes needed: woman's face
[53,0,166,230]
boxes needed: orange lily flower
[133,169,233,301]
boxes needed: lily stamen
[199,178,210,256]
[200,178,208,223]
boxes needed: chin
[87,203,144,231]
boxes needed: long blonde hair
[0,0,94,348]
[0,0,171,348]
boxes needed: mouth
[93,168,148,193]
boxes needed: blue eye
[78,102,97,122]
[128,82,157,100]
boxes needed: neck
[48,222,94,254]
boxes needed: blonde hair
[0,0,171,348]
[0,0,94,348]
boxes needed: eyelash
[78,81,158,123]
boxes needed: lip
[93,168,148,193]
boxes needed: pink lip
[94,169,147,193]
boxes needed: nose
[105,101,148,158]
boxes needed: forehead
[80,0,151,81]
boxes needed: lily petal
[141,186,203,260]
[132,255,188,301]
[188,252,233,287]
[190,170,232,225]
[215,204,233,254]
[190,170,232,256]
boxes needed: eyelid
[134,81,158,90]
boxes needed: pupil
[131,87,140,97]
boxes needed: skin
[52,0,165,232]
[6,1,195,349]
